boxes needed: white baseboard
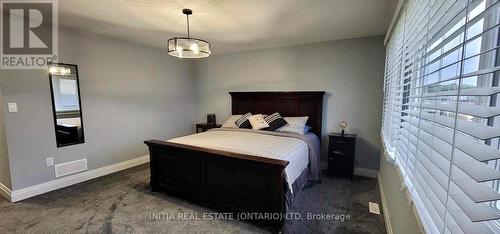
[354,167,378,178]
[10,155,149,202]
[378,173,393,234]
[0,182,12,202]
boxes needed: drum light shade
[167,9,211,59]
[167,37,210,58]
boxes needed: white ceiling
[58,0,396,54]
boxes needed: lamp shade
[167,37,211,59]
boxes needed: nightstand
[196,123,222,133]
[327,133,357,180]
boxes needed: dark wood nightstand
[196,123,222,133]
[328,133,357,180]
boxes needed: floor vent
[55,159,88,178]
[369,202,381,215]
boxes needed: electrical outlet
[46,157,54,167]
[7,103,17,113]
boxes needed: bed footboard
[145,140,289,227]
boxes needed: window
[51,76,80,112]
[382,0,500,233]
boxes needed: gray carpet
[0,165,386,233]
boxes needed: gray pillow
[276,117,309,134]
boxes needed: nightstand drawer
[329,138,355,147]
[329,149,351,158]
[329,150,354,163]
[330,143,353,153]
[331,139,349,145]
[328,150,342,161]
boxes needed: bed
[144,91,325,228]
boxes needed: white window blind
[382,0,500,233]
[51,76,80,112]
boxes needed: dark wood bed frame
[144,91,325,228]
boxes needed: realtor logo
[1,0,58,69]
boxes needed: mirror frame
[48,63,85,147]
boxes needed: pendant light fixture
[167,9,211,58]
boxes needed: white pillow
[221,115,242,128]
[248,114,270,130]
[276,117,309,134]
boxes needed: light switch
[7,103,17,113]
[46,157,54,167]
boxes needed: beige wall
[193,36,385,170]
[379,155,421,234]
[0,26,196,190]
[0,88,11,189]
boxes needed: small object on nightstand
[328,132,357,180]
[340,121,347,137]
[207,114,216,125]
[196,123,222,133]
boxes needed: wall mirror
[48,63,85,147]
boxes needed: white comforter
[168,130,310,194]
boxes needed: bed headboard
[229,91,325,137]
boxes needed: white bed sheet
[168,130,309,194]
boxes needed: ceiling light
[167,9,211,59]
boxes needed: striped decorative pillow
[264,113,288,131]
[235,113,252,129]
[276,116,309,134]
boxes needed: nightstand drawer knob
[336,140,346,144]
[332,150,343,155]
